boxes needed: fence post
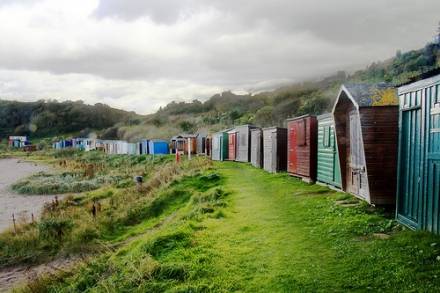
[12,213,17,234]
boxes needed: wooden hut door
[288,124,297,173]
[349,111,368,199]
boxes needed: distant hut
[149,139,169,155]
[263,127,287,173]
[171,134,197,154]
[211,130,229,161]
[286,115,318,182]
[234,125,258,162]
[8,136,29,148]
[396,72,440,233]
[250,128,263,168]
[333,83,398,205]
[137,139,149,155]
[316,114,342,189]
[127,143,137,155]
[196,132,207,155]
[205,135,211,157]
[227,129,237,161]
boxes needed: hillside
[0,100,141,139]
[114,40,440,142]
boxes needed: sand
[0,158,58,232]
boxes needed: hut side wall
[264,128,287,173]
[360,106,398,205]
[236,125,254,162]
[211,134,221,161]
[250,129,263,168]
[397,76,440,233]
[228,132,236,161]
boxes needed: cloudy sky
[0,0,439,114]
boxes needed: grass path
[191,162,440,292]
[18,161,440,292]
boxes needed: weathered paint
[228,131,237,161]
[250,128,263,168]
[287,115,318,182]
[333,83,398,205]
[397,73,440,234]
[316,114,342,188]
[235,125,258,162]
[263,127,287,173]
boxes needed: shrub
[38,218,74,241]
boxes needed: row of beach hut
[53,138,170,155]
[210,71,440,235]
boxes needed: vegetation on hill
[0,100,140,139]
[116,39,440,142]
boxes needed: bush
[38,218,74,241]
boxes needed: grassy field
[14,161,440,292]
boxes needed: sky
[0,0,439,114]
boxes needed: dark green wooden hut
[316,114,341,189]
[397,71,440,233]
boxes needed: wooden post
[188,138,191,160]
[31,213,35,224]
[12,213,17,234]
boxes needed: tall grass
[0,153,212,268]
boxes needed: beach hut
[316,114,342,189]
[227,129,237,161]
[127,143,137,155]
[250,128,263,168]
[205,136,211,157]
[263,127,287,173]
[137,139,149,155]
[396,71,440,233]
[171,134,197,154]
[211,130,229,161]
[333,83,398,205]
[149,139,169,155]
[234,124,258,162]
[197,133,207,155]
[8,136,28,148]
[286,115,318,182]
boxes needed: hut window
[323,126,331,147]
[296,120,306,146]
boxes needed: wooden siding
[397,75,440,234]
[317,115,342,188]
[287,116,317,181]
[263,127,287,173]
[250,129,263,168]
[334,88,398,205]
[235,125,256,162]
[228,132,236,161]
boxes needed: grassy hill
[116,40,440,142]
[0,100,141,139]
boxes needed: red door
[228,133,236,160]
[288,122,297,174]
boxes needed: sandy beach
[0,158,57,232]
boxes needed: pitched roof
[338,83,398,108]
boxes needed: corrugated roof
[341,83,398,107]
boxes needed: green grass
[18,161,440,292]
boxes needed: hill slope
[117,41,440,141]
[0,100,141,139]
